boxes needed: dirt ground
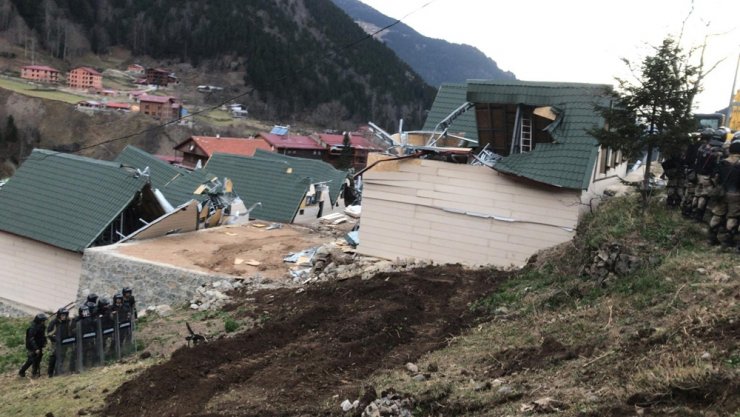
[102,265,508,417]
[115,221,352,280]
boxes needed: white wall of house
[0,232,82,312]
[357,158,582,267]
[581,147,630,212]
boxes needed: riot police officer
[661,150,685,207]
[19,313,47,378]
[75,304,97,367]
[681,133,703,216]
[85,293,99,316]
[122,287,136,318]
[46,308,70,377]
[691,130,725,222]
[718,136,740,249]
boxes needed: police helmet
[122,287,132,296]
[87,293,98,303]
[113,293,123,304]
[34,313,47,323]
[56,308,69,319]
[730,138,740,155]
[699,128,715,141]
[98,297,110,308]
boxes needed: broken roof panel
[253,149,347,205]
[422,83,479,142]
[205,153,311,223]
[466,80,610,190]
[0,149,149,252]
[115,145,214,206]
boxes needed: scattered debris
[361,390,415,417]
[585,243,644,282]
[234,258,245,265]
[189,279,244,311]
[266,223,283,230]
[340,399,359,412]
[320,212,349,224]
[344,205,361,218]
[520,397,568,414]
[185,322,207,347]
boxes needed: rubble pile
[360,390,415,417]
[189,279,244,311]
[285,240,432,284]
[584,242,645,283]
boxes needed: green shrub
[224,318,239,333]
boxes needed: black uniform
[46,312,71,377]
[19,315,47,377]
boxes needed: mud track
[104,265,507,417]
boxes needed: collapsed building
[358,80,629,267]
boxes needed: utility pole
[726,51,739,129]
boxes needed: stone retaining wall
[79,247,252,310]
[0,299,32,317]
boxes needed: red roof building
[21,65,60,83]
[68,66,102,90]
[138,94,181,120]
[256,132,326,160]
[145,68,177,86]
[174,136,273,169]
[316,133,384,170]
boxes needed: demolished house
[358,80,628,267]
[205,151,348,223]
[0,150,166,312]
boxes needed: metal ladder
[520,117,533,153]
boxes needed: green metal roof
[466,80,611,190]
[422,83,479,142]
[0,149,148,252]
[115,145,213,206]
[253,149,348,205]
[205,153,311,223]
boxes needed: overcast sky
[361,0,740,115]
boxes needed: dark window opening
[474,103,556,156]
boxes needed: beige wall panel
[129,200,199,241]
[364,171,420,182]
[367,180,436,191]
[363,189,431,206]
[0,232,82,312]
[358,159,579,267]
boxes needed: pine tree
[338,131,353,170]
[590,37,701,206]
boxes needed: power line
[24,0,437,163]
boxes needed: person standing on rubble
[18,313,47,378]
[316,184,329,218]
[46,308,70,377]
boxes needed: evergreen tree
[5,116,19,143]
[338,131,353,170]
[590,38,700,205]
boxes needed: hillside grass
[368,195,739,416]
[0,77,88,104]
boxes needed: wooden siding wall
[358,159,581,267]
[126,200,199,241]
[0,232,82,312]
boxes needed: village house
[68,66,103,90]
[20,65,60,83]
[357,80,628,268]
[256,126,326,160]
[173,135,273,169]
[0,150,166,312]
[138,94,182,120]
[145,68,177,86]
[315,132,383,170]
[127,63,145,74]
